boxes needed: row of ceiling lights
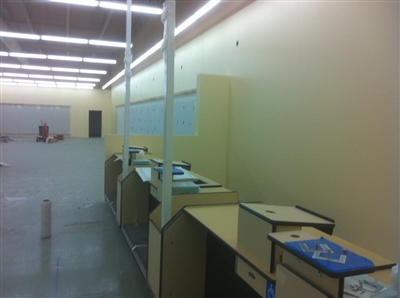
[0,72,99,82]
[0,62,106,75]
[0,0,163,89]
[0,51,116,65]
[0,78,96,89]
[49,0,163,15]
[0,31,131,49]
[0,0,222,90]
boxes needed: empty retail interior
[1,1,399,297]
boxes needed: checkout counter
[147,202,396,298]
[104,147,396,298]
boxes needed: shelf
[104,192,117,216]
[122,223,149,278]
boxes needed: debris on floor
[46,136,58,143]
[0,135,14,143]
[0,162,11,167]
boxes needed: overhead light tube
[22,65,51,71]
[80,69,107,75]
[10,53,46,59]
[0,63,21,69]
[89,40,128,48]
[48,0,99,6]
[47,55,83,62]
[99,2,162,14]
[41,35,88,44]
[0,31,40,40]
[175,0,220,36]
[83,57,116,64]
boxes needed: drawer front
[236,257,266,297]
[150,184,158,200]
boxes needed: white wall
[111,0,399,261]
[1,86,112,137]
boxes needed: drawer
[150,184,158,200]
[235,256,266,297]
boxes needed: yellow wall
[0,85,112,137]
[111,1,399,261]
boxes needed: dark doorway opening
[89,110,102,137]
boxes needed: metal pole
[161,0,175,226]
[123,0,132,178]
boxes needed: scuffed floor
[0,136,150,298]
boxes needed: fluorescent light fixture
[3,72,29,78]
[131,5,163,15]
[56,84,76,89]
[98,1,126,11]
[75,86,94,89]
[2,51,115,65]
[14,79,35,83]
[77,77,100,82]
[99,2,162,14]
[35,80,56,85]
[175,0,220,36]
[29,74,53,79]
[89,40,127,48]
[1,82,18,86]
[83,57,116,64]
[48,0,162,14]
[54,76,77,81]
[56,81,75,85]
[41,35,88,44]
[0,31,40,40]
[52,67,80,73]
[102,0,221,89]
[22,65,51,71]
[0,78,13,82]
[18,83,37,87]
[102,69,123,89]
[38,84,57,88]
[48,55,83,62]
[10,52,47,59]
[76,83,96,87]
[48,0,98,7]
[131,40,163,69]
[0,63,21,69]
[80,69,107,75]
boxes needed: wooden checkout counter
[104,149,396,298]
[148,202,396,298]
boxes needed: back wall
[0,86,111,137]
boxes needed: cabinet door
[275,264,330,298]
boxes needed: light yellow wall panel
[110,0,399,262]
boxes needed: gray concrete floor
[0,137,151,298]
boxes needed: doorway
[89,110,102,137]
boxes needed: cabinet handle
[248,271,256,280]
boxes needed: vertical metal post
[123,0,132,178]
[397,2,400,293]
[161,0,175,226]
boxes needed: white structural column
[161,0,175,226]
[123,0,133,178]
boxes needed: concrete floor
[0,137,151,298]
